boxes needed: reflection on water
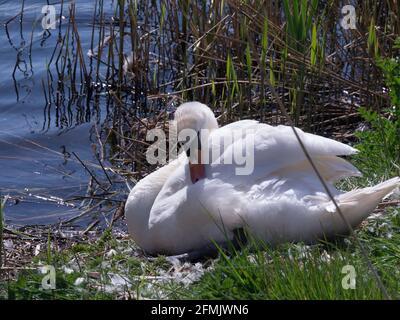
[0,1,116,225]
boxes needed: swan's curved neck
[174,102,219,183]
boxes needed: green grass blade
[261,17,269,64]
[311,22,317,66]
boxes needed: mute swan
[125,101,400,255]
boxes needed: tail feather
[325,177,400,234]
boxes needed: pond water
[0,0,116,225]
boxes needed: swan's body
[125,102,400,255]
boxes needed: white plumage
[125,102,400,255]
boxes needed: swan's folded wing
[256,124,357,157]
[208,123,360,189]
[269,156,362,183]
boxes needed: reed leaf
[311,22,317,66]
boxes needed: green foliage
[282,0,318,53]
[226,54,239,100]
[379,38,400,107]
[282,0,319,125]
[355,107,399,178]
[261,17,269,64]
[310,22,317,66]
[355,41,400,179]
[368,18,379,57]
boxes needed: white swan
[125,101,400,255]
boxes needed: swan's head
[174,101,219,134]
[174,102,218,184]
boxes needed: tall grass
[282,0,318,125]
[39,0,395,182]
[187,236,400,299]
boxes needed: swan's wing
[251,124,357,164]
[269,156,361,184]
[209,123,360,186]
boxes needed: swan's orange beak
[189,149,205,184]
